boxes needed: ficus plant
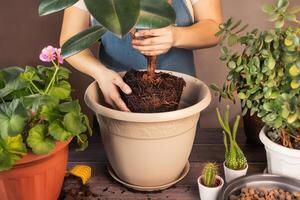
[38,0,176,77]
[0,46,91,171]
[216,106,247,170]
[211,0,300,148]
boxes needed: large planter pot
[0,140,71,200]
[85,70,211,187]
[259,126,300,179]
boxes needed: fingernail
[124,86,132,94]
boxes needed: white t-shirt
[73,0,198,22]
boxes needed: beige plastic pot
[85,70,211,187]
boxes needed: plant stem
[147,56,157,77]
[44,65,59,95]
[29,81,43,95]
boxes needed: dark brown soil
[121,69,186,113]
[59,175,98,200]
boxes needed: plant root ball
[121,70,186,113]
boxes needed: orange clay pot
[0,139,71,200]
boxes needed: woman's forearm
[173,19,220,50]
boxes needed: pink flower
[39,45,56,62]
[55,48,64,64]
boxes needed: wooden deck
[67,124,267,200]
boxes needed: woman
[60,0,222,111]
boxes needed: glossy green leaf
[39,0,78,16]
[84,0,140,37]
[135,0,176,29]
[27,124,55,155]
[58,101,81,113]
[62,26,106,58]
[262,4,275,13]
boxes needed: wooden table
[67,125,266,200]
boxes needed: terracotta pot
[243,111,264,144]
[85,70,211,187]
[0,140,71,200]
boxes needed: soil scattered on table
[229,187,300,200]
[121,69,186,113]
[59,175,98,200]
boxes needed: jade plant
[211,0,300,148]
[216,106,247,170]
[201,162,219,187]
[38,0,175,77]
[0,46,91,171]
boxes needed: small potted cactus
[216,106,248,183]
[197,163,224,200]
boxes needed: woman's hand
[95,68,132,112]
[131,26,177,56]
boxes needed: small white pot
[259,126,300,179]
[223,162,248,183]
[197,175,224,200]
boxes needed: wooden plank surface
[65,128,267,200]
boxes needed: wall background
[0,0,285,128]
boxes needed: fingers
[135,27,171,37]
[132,36,170,46]
[141,50,167,56]
[112,76,132,94]
[132,44,170,52]
[111,93,130,112]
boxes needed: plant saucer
[107,162,190,192]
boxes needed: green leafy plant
[201,162,218,187]
[38,0,176,59]
[0,46,91,171]
[216,106,247,170]
[211,0,300,148]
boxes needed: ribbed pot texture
[85,70,211,187]
[0,140,70,200]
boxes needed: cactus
[216,106,247,170]
[202,163,218,187]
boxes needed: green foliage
[216,106,247,170]
[212,0,300,138]
[0,64,91,171]
[39,0,176,58]
[39,0,79,16]
[202,163,218,187]
[61,26,106,58]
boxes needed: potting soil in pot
[121,69,186,113]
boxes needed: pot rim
[223,162,249,172]
[259,126,300,157]
[84,70,212,122]
[14,139,72,166]
[197,175,224,189]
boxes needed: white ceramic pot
[85,70,211,187]
[259,126,300,179]
[197,175,224,200]
[223,162,248,183]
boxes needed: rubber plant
[211,0,300,149]
[39,0,175,76]
[216,106,247,170]
[0,46,91,171]
[39,0,186,113]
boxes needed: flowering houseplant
[211,0,300,149]
[0,46,91,171]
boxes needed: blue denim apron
[94,0,195,76]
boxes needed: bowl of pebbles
[218,174,300,200]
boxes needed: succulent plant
[202,162,218,187]
[216,106,247,170]
[211,0,300,148]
